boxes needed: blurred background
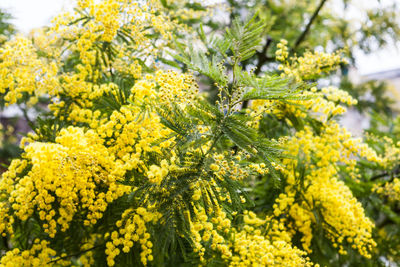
[2,0,400,75]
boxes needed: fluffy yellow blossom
[276,40,345,81]
[188,205,314,266]
[155,70,199,106]
[0,127,130,238]
[374,178,400,202]
[275,39,289,61]
[273,124,378,256]
[209,151,263,181]
[105,207,161,266]
[0,35,59,106]
[0,239,69,267]
[95,106,174,174]
[228,228,314,267]
[147,160,169,184]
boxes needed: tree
[0,0,400,266]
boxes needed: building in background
[363,68,400,112]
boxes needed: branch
[254,36,273,76]
[228,0,235,28]
[48,244,104,263]
[293,0,328,50]
[370,171,389,181]
[370,165,400,181]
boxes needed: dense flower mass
[0,239,69,267]
[0,35,59,106]
[0,127,130,238]
[1,0,400,266]
[106,207,161,266]
[274,124,378,256]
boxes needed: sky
[2,0,71,31]
[1,0,400,76]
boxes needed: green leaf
[239,72,314,101]
[226,14,266,61]
[171,44,228,86]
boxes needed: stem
[204,132,223,158]
[227,0,236,28]
[196,132,223,169]
[370,172,388,181]
[293,0,328,50]
[370,165,400,181]
[228,57,239,114]
[254,36,273,76]
[48,244,104,264]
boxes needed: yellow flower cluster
[273,124,378,256]
[275,39,289,61]
[105,207,161,266]
[246,43,392,258]
[321,86,357,105]
[78,235,99,267]
[50,80,118,126]
[0,35,59,106]
[0,158,27,236]
[210,152,268,181]
[95,106,173,172]
[366,134,400,169]
[187,203,314,266]
[49,0,183,82]
[113,58,142,79]
[189,205,232,261]
[155,70,199,106]
[92,0,122,42]
[369,136,400,203]
[0,127,130,238]
[229,228,313,266]
[0,239,69,267]
[277,40,345,81]
[147,160,169,184]
[248,88,355,128]
[0,0,203,109]
[190,176,231,203]
[374,178,400,202]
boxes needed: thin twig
[370,171,389,181]
[254,36,273,76]
[370,165,400,181]
[293,0,328,50]
[48,244,104,264]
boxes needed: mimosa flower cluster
[247,41,391,258]
[0,239,69,267]
[0,1,399,266]
[0,127,130,239]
